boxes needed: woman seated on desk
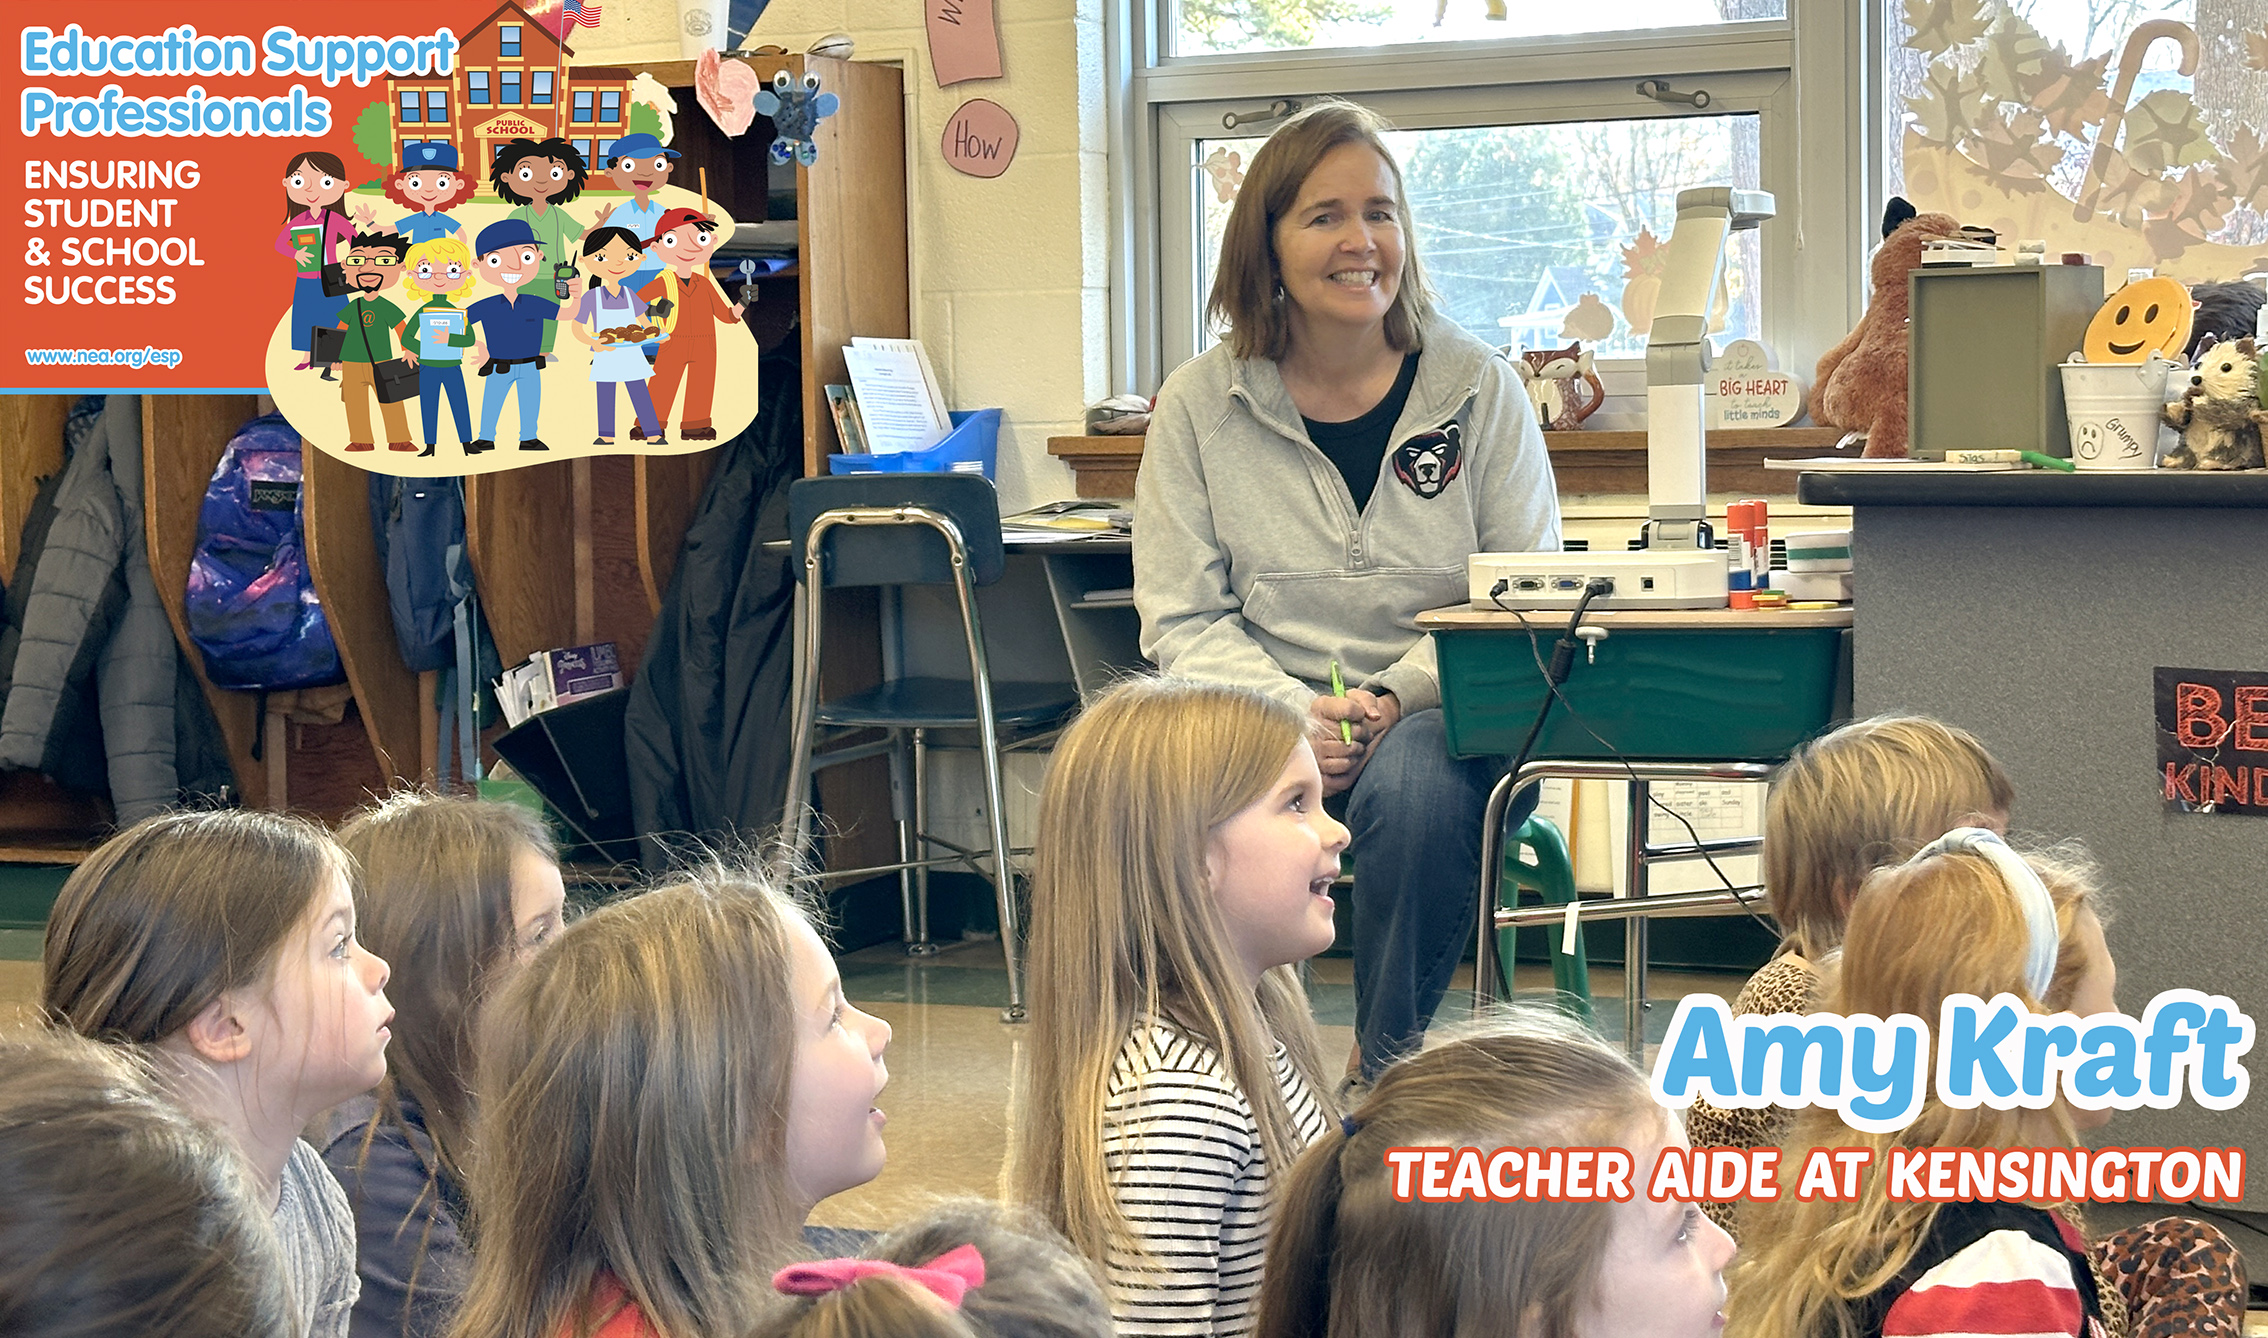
[1133,98,1559,1088]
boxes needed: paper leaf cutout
[1901,0,1990,57]
[2092,148,2173,229]
[2247,26,2268,72]
[2141,165,2230,258]
[1976,12,2050,104]
[1561,293,1616,342]
[1619,228,1664,280]
[2121,90,2216,175]
[2221,126,2268,211]
[2027,46,2112,139]
[695,48,761,138]
[1201,148,1245,203]
[1968,107,2061,190]
[1910,61,1991,148]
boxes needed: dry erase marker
[1329,661,1352,743]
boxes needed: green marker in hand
[1330,660,1352,744]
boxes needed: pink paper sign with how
[927,0,1004,86]
[943,99,1019,177]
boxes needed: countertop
[1797,469,2268,508]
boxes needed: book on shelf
[842,336,952,454]
[824,384,869,454]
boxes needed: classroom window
[573,139,594,164]
[599,138,620,163]
[573,90,594,124]
[533,71,554,105]
[500,24,521,58]
[1882,0,2267,279]
[600,91,622,122]
[501,72,522,105]
[1171,0,1787,57]
[468,71,490,105]
[400,91,421,123]
[1126,0,1862,399]
[1188,114,1763,362]
[426,90,448,122]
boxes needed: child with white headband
[1726,832,2247,1338]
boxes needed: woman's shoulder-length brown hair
[1206,98,1437,363]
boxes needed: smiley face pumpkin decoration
[2081,276,2194,364]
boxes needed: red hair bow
[772,1244,987,1309]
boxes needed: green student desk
[1415,604,1854,1058]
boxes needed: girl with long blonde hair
[1013,676,1340,1336]
[444,862,891,1338]
[1689,714,2014,1225]
[1726,835,2246,1338]
[1257,1011,1737,1338]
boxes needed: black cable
[1500,577,1612,776]
[1486,580,1781,939]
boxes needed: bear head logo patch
[1391,423,1463,500]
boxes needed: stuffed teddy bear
[1808,198,1965,459]
[2162,337,2267,470]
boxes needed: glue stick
[1726,501,1756,609]
[1740,498,1770,597]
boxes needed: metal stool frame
[1474,759,1775,1060]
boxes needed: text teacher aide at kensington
[1133,100,1558,1085]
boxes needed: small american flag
[563,0,603,27]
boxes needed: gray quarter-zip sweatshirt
[1134,315,1560,716]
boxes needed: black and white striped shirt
[1101,1019,1329,1337]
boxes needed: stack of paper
[1000,499,1133,544]
[842,337,952,454]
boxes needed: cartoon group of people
[276,133,748,456]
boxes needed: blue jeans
[420,365,471,447]
[478,361,542,443]
[1342,707,1528,1080]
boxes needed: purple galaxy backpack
[185,414,344,690]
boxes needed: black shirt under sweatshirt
[1300,351,1420,514]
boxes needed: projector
[1468,550,1729,611]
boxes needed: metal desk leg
[1472,771,1524,1014]
[1625,779,1652,1063]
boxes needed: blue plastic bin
[827,409,1000,479]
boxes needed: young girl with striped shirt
[1015,676,1341,1337]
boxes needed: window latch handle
[1221,98,1304,131]
[1636,80,1711,109]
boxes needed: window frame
[573,89,595,124]
[500,25,522,59]
[398,90,421,124]
[600,90,622,123]
[533,70,555,105]
[501,71,523,106]
[468,70,491,105]
[1108,0,1878,400]
[426,89,448,123]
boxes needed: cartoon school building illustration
[383,1,634,187]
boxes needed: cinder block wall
[578,2,1108,513]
